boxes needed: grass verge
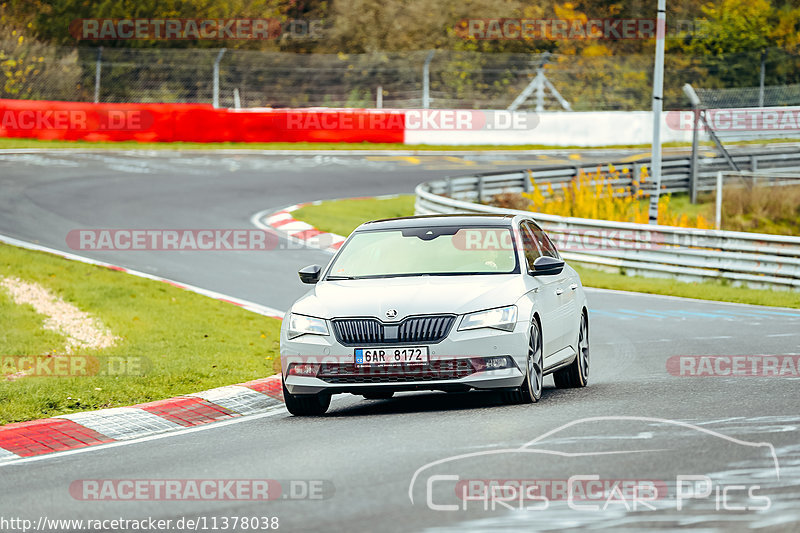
[291,195,416,237]
[0,243,281,425]
[290,196,800,309]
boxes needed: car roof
[357,214,517,231]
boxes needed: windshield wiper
[326,275,359,280]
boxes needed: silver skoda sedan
[279,214,589,416]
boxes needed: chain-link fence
[2,45,800,111]
[696,84,800,109]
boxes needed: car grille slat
[318,360,475,383]
[332,314,455,346]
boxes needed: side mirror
[530,256,565,276]
[298,264,322,284]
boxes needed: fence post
[715,171,723,230]
[376,85,383,109]
[93,46,103,104]
[422,51,435,109]
[212,48,227,108]
[759,48,766,108]
[689,106,700,204]
[477,176,484,204]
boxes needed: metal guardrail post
[445,178,453,197]
[632,164,641,196]
[522,171,533,193]
[477,176,485,203]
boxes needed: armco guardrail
[415,148,800,290]
[429,147,800,203]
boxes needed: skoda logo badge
[386,309,398,319]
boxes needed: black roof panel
[357,214,517,231]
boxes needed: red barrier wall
[0,99,405,143]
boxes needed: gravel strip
[1,276,119,355]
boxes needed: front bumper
[281,320,529,396]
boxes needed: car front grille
[317,359,476,384]
[332,315,456,346]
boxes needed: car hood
[291,275,526,320]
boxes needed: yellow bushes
[521,165,712,228]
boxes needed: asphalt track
[1,150,799,532]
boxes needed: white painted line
[279,221,315,232]
[0,448,21,462]
[56,408,182,440]
[265,212,293,224]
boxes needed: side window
[520,222,542,271]
[530,222,560,259]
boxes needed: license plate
[354,347,429,366]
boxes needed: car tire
[282,379,331,416]
[553,311,589,389]
[503,319,543,404]
[362,392,395,400]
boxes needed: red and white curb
[0,376,283,462]
[0,233,287,462]
[251,203,346,254]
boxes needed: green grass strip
[0,243,281,424]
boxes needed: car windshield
[326,226,518,279]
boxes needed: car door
[519,221,563,362]
[526,221,577,361]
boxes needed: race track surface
[1,150,798,531]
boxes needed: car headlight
[458,305,518,332]
[287,313,329,339]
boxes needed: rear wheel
[282,379,331,416]
[553,311,589,388]
[362,391,394,400]
[504,319,543,404]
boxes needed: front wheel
[504,319,543,404]
[282,379,331,416]
[553,311,589,388]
